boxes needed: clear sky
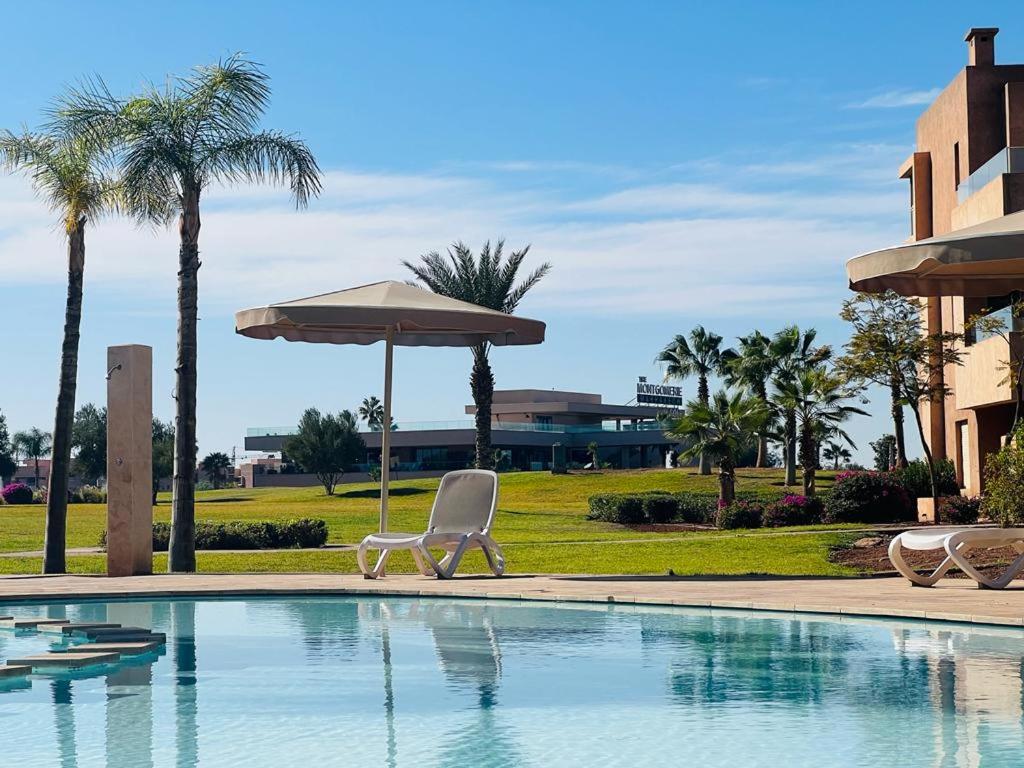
[2,1,1022,463]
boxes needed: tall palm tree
[13,428,52,491]
[774,369,866,496]
[657,326,725,474]
[1,131,118,574]
[768,326,831,487]
[666,391,767,506]
[721,330,784,468]
[59,55,322,572]
[358,396,385,431]
[404,240,550,469]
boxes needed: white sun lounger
[357,469,505,579]
[888,527,1024,589]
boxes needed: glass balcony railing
[956,147,1024,203]
[247,419,668,438]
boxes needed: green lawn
[0,468,860,576]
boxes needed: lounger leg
[358,543,391,579]
[945,536,1024,589]
[410,547,435,577]
[479,535,505,576]
[888,536,956,587]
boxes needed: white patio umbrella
[235,280,546,533]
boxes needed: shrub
[940,495,982,525]
[762,494,824,527]
[100,518,329,551]
[715,500,763,529]
[643,494,679,524]
[823,471,914,524]
[71,485,107,504]
[1,483,34,505]
[675,493,717,524]
[890,459,958,498]
[586,494,646,524]
[983,433,1024,527]
[32,489,47,504]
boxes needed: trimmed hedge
[587,494,647,524]
[587,491,784,526]
[716,500,764,530]
[71,485,106,504]
[100,518,329,551]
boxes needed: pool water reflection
[0,597,1022,767]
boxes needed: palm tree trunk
[471,345,495,470]
[754,382,768,468]
[43,219,86,574]
[170,190,201,573]
[718,454,735,506]
[800,422,816,496]
[890,379,908,468]
[697,374,711,475]
[784,410,797,486]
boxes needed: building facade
[242,388,682,486]
[904,28,1024,494]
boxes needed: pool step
[0,664,31,679]
[77,628,166,643]
[39,622,122,635]
[7,652,121,669]
[0,618,71,630]
[57,641,161,656]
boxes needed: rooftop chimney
[965,27,998,67]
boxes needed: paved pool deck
[1,572,1024,627]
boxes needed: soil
[831,533,1024,580]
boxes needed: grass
[0,468,861,576]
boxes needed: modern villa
[242,387,680,485]
[895,28,1024,495]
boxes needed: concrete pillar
[106,345,153,577]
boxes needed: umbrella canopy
[846,210,1024,297]
[235,280,546,534]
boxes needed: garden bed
[831,534,1024,580]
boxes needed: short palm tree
[359,396,385,431]
[59,55,322,572]
[666,391,767,506]
[657,326,725,475]
[199,451,233,490]
[721,330,784,468]
[0,131,117,574]
[822,441,852,470]
[774,368,866,496]
[13,428,52,491]
[404,240,550,469]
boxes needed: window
[953,142,961,189]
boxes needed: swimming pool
[0,596,1022,767]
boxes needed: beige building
[902,28,1024,494]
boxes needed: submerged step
[7,652,121,668]
[0,618,71,629]
[57,641,161,655]
[39,622,121,635]
[77,630,166,644]
[0,664,31,679]
[77,626,148,638]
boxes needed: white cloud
[847,88,940,109]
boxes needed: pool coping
[1,573,1023,628]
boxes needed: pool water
[1,596,1023,767]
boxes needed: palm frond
[199,130,322,207]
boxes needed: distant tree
[823,442,853,470]
[13,428,52,489]
[0,411,16,484]
[285,409,366,495]
[200,451,232,490]
[358,396,384,430]
[405,240,550,469]
[965,298,1024,430]
[837,293,962,519]
[666,391,767,506]
[657,326,726,475]
[870,434,897,472]
[152,419,175,505]
[721,330,787,468]
[71,404,107,484]
[586,441,599,469]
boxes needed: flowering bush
[762,494,824,527]
[1,483,34,505]
[715,500,764,529]
[823,471,914,523]
[939,495,982,525]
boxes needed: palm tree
[768,326,831,487]
[774,369,866,496]
[666,391,767,506]
[358,396,385,431]
[59,55,322,572]
[822,441,852,470]
[404,240,550,469]
[721,330,784,468]
[1,131,118,574]
[657,326,725,474]
[13,428,52,491]
[199,451,232,490]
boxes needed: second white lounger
[357,469,505,579]
[888,527,1024,589]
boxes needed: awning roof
[846,210,1024,297]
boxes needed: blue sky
[2,1,1022,462]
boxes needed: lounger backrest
[427,470,499,534]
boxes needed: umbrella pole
[380,325,395,534]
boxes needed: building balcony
[955,331,1024,410]
[956,147,1024,204]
